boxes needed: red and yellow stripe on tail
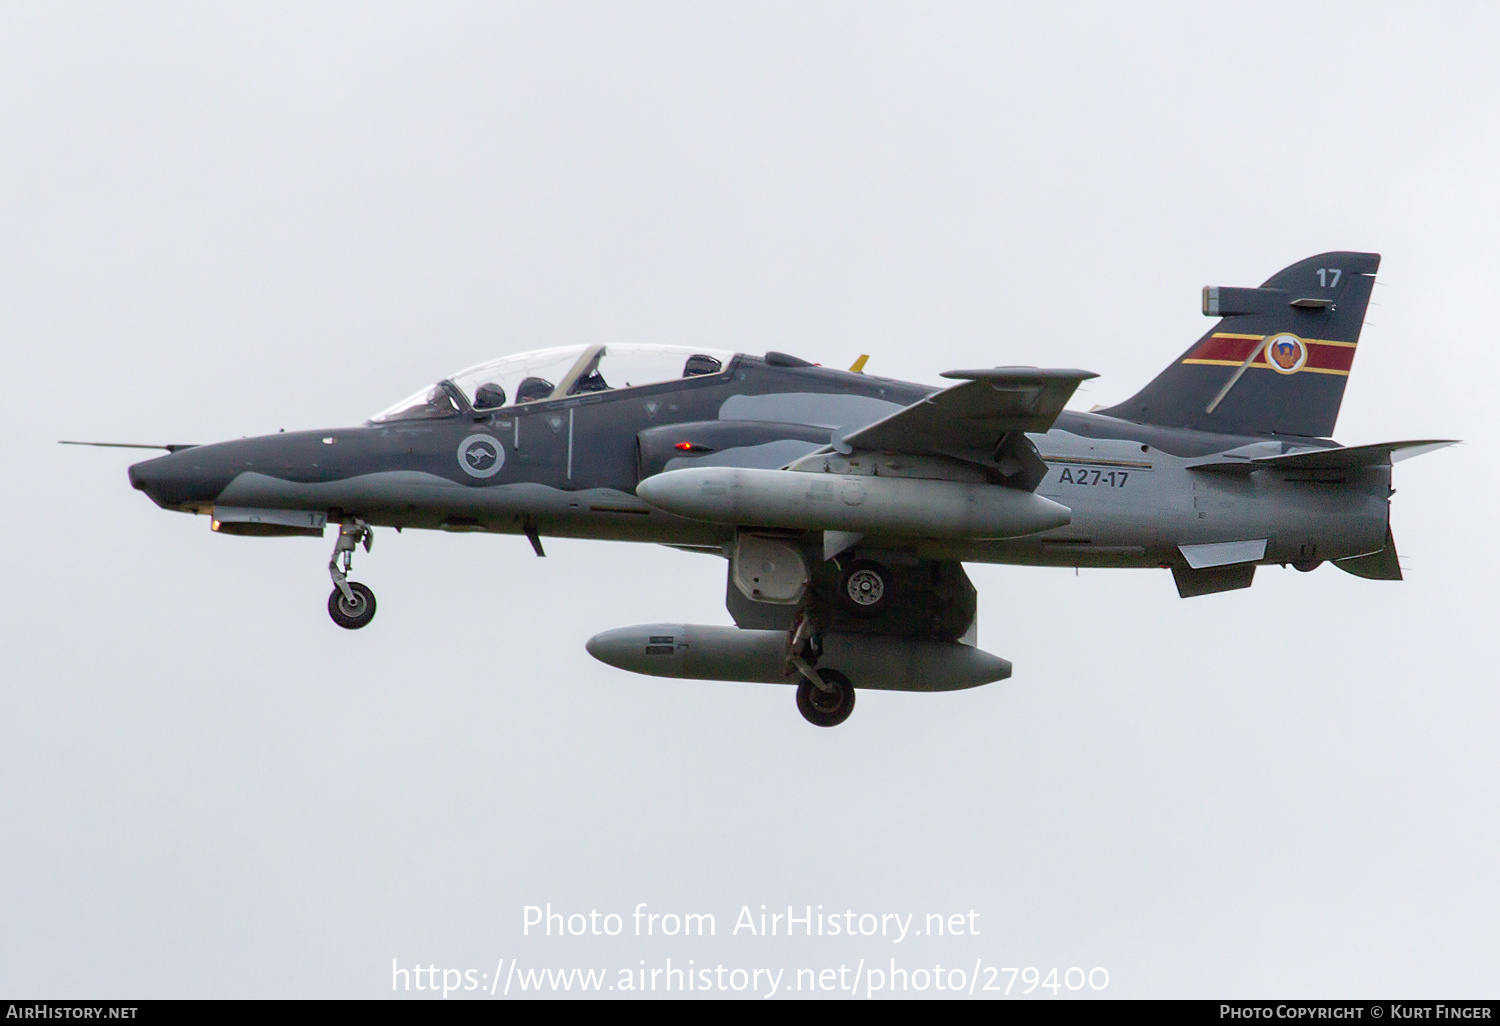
[1182,332,1355,376]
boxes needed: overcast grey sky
[2,2,1498,999]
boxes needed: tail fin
[1099,252,1379,438]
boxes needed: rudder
[1100,252,1379,438]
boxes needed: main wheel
[796,668,856,727]
[838,559,892,617]
[328,582,377,629]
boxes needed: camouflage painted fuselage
[128,352,1390,574]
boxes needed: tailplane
[1099,252,1379,438]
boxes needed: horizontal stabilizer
[1190,439,1458,475]
[839,367,1096,459]
[1257,439,1457,471]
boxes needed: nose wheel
[327,518,377,630]
[328,582,377,629]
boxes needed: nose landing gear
[328,519,377,629]
[328,581,377,629]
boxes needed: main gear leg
[786,609,854,727]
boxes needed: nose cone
[128,453,177,508]
[128,449,222,510]
[126,459,153,492]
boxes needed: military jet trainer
[111,252,1453,726]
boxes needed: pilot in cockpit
[515,377,555,403]
[473,382,507,410]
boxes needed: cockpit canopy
[370,344,736,423]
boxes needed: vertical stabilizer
[1099,252,1379,438]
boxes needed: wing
[838,367,1097,457]
[836,367,1097,490]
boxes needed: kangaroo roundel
[457,434,504,478]
[1265,333,1308,374]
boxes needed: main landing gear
[837,558,892,617]
[786,612,856,727]
[328,519,377,629]
[796,668,855,728]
